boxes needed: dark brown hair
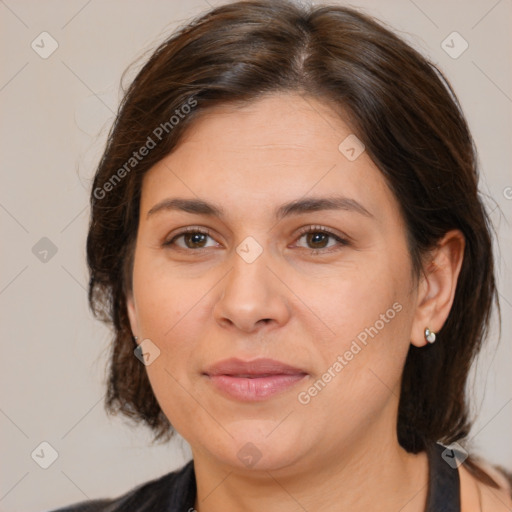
[86,0,504,487]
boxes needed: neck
[191,417,429,512]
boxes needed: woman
[52,0,512,510]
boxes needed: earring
[424,327,436,344]
[133,335,138,343]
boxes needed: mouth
[203,358,309,401]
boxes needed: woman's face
[127,92,423,473]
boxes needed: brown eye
[295,226,349,254]
[303,231,330,249]
[163,227,217,250]
[180,232,209,249]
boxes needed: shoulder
[47,460,195,512]
[459,458,512,512]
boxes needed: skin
[126,92,509,511]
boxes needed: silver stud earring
[133,335,138,343]
[424,328,436,344]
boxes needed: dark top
[50,442,460,512]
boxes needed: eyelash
[162,225,350,255]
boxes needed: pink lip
[203,358,308,402]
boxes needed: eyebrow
[146,195,374,220]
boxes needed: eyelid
[294,224,351,242]
[162,226,216,246]
[292,225,351,253]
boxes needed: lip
[203,357,309,402]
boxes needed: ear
[126,291,140,342]
[410,229,465,347]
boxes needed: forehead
[140,93,401,225]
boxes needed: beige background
[0,0,511,511]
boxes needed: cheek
[131,255,208,435]
[132,249,198,337]
[131,249,218,388]
[306,292,408,399]
[295,300,410,443]
[304,258,407,349]
[295,258,412,411]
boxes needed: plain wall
[0,1,511,511]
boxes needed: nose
[213,244,291,333]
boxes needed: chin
[210,426,305,473]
